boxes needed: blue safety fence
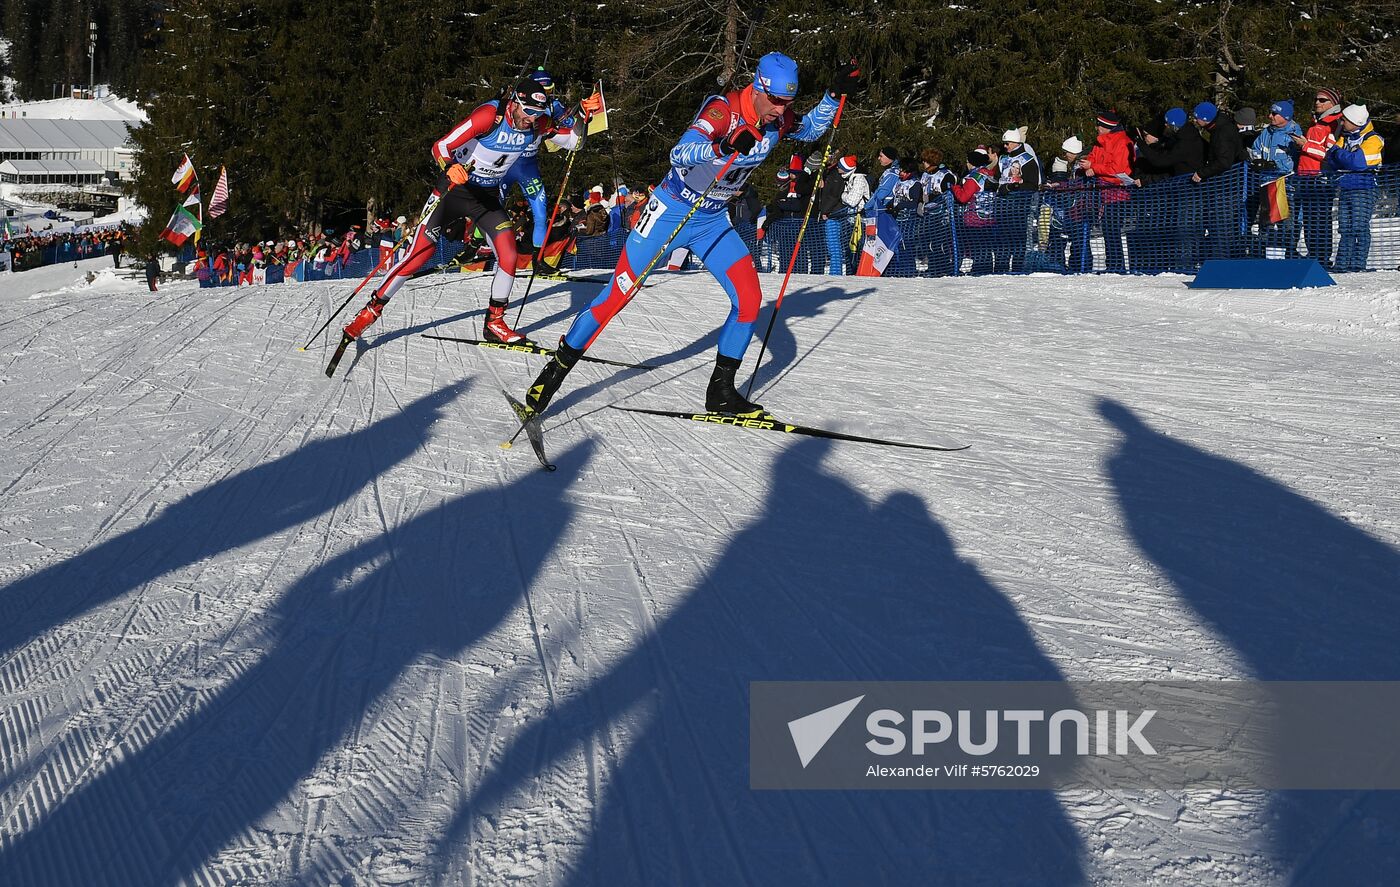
[4,227,123,271]
[558,162,1398,277]
[17,162,1390,283]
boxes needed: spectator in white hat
[996,126,1040,190]
[993,126,1039,272]
[1326,104,1385,271]
[1050,136,1084,182]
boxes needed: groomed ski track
[1,258,1398,885]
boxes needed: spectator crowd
[8,85,1388,284]
[806,85,1388,275]
[3,225,130,272]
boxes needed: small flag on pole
[159,204,203,247]
[547,83,608,153]
[1262,174,1290,224]
[584,82,608,136]
[171,154,197,194]
[855,214,904,276]
[209,166,230,218]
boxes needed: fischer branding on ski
[609,405,970,452]
[421,334,657,370]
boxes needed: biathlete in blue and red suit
[521,52,861,418]
[343,76,582,345]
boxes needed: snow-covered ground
[1,259,1398,885]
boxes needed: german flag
[535,233,576,272]
[1262,175,1291,224]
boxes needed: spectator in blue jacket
[863,146,901,233]
[1252,100,1304,256]
[1327,104,1385,271]
[1252,101,1304,173]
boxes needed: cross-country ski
[609,404,970,452]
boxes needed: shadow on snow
[0,433,594,885]
[441,437,1085,885]
[1099,398,1400,883]
[0,381,470,661]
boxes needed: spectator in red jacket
[951,147,997,274]
[1078,111,1136,272]
[1293,86,1344,266]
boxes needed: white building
[0,109,135,204]
[0,118,134,172]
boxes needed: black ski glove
[829,59,861,97]
[719,124,760,156]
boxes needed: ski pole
[514,107,585,327]
[297,229,411,350]
[298,186,445,351]
[744,93,847,398]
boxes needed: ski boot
[344,294,390,340]
[532,253,569,281]
[483,299,526,344]
[706,354,767,417]
[326,294,388,378]
[524,339,584,417]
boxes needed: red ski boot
[484,299,526,344]
[344,295,389,340]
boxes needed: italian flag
[160,204,203,247]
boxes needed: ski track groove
[610,523,761,886]
[471,332,560,715]
[0,291,248,500]
[0,282,407,884]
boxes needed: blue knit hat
[1164,107,1188,128]
[1270,100,1294,120]
[1192,101,1218,123]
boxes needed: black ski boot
[524,338,584,416]
[705,354,766,416]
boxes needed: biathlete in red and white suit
[343,77,581,344]
[521,53,859,417]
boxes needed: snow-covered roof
[0,118,133,153]
[1,158,106,175]
[0,95,146,123]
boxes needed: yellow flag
[547,83,609,152]
[584,82,608,136]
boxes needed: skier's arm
[787,92,840,142]
[432,103,499,167]
[544,119,582,152]
[670,97,737,167]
